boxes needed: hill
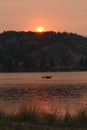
[0,31,87,72]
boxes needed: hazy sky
[0,0,87,35]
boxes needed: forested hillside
[0,31,87,72]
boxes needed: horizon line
[0,30,86,37]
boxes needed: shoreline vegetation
[0,105,87,130]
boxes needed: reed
[0,105,87,129]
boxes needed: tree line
[0,31,87,72]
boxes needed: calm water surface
[0,72,87,115]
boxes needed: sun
[36,26,45,33]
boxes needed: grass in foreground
[0,105,87,130]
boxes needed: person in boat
[42,76,52,79]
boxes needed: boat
[41,76,52,79]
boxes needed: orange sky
[0,0,87,35]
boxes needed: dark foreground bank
[0,105,87,130]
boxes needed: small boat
[42,76,52,79]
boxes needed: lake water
[0,72,87,115]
